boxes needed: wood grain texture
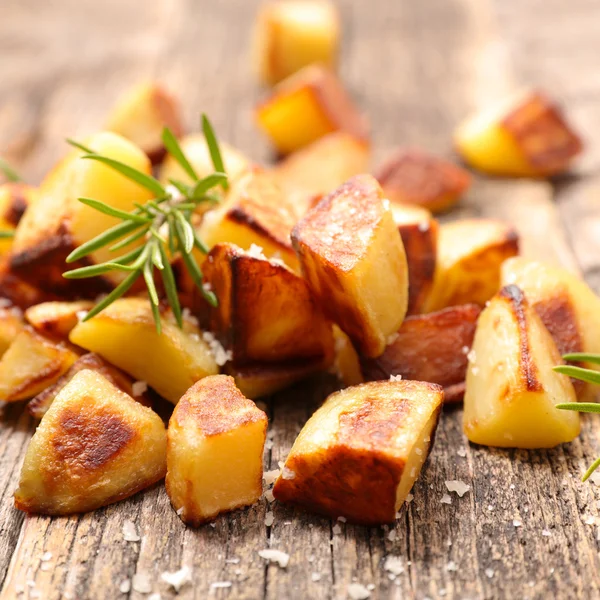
[1,0,600,598]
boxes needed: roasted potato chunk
[0,305,24,357]
[15,369,167,515]
[253,0,340,86]
[69,298,218,403]
[463,285,579,448]
[105,82,183,165]
[360,305,481,403]
[25,301,93,339]
[292,175,409,357]
[391,204,438,315]
[255,65,369,155]
[166,375,267,525]
[225,355,329,399]
[199,168,299,270]
[455,90,583,177]
[424,219,519,312]
[9,132,154,296]
[0,183,36,257]
[332,325,363,387]
[203,243,333,364]
[376,149,471,213]
[0,259,59,309]
[28,353,152,420]
[273,380,443,524]
[271,132,370,215]
[159,133,251,187]
[0,326,80,402]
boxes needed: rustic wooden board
[1,0,600,599]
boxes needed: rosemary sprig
[0,157,21,183]
[555,353,600,481]
[63,114,226,332]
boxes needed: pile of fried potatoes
[0,0,594,526]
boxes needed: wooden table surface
[1,0,600,598]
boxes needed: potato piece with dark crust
[225,355,331,399]
[28,353,152,420]
[199,168,299,271]
[0,305,24,358]
[105,82,183,165]
[463,285,579,448]
[255,65,369,155]
[273,380,443,525]
[292,174,409,358]
[14,369,167,515]
[376,149,471,213]
[25,301,94,340]
[9,132,154,297]
[424,219,519,312]
[166,375,267,525]
[390,204,438,315]
[455,90,583,177]
[203,242,333,365]
[0,259,60,309]
[0,183,36,257]
[0,326,80,402]
[360,304,481,403]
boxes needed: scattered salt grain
[542,529,551,537]
[76,310,88,322]
[389,374,402,381]
[122,520,140,542]
[161,566,192,592]
[281,466,296,480]
[440,494,452,505]
[485,569,494,579]
[210,582,232,590]
[388,530,397,542]
[445,480,470,497]
[132,573,152,594]
[332,523,343,535]
[384,556,404,576]
[457,447,467,458]
[225,558,240,564]
[202,331,232,366]
[347,582,371,599]
[471,367,480,376]
[461,345,469,355]
[265,439,274,450]
[513,519,522,528]
[488,505,494,512]
[148,594,162,600]
[258,549,289,568]
[265,511,274,527]
[585,515,596,525]
[405,493,414,504]
[247,244,266,259]
[263,469,280,485]
[510,484,515,490]
[176,507,184,516]
[418,221,430,232]
[132,381,148,397]
[311,572,321,582]
[467,349,476,363]
[264,489,275,503]
[41,552,52,562]
[446,561,458,572]
[40,563,51,572]
[119,580,131,593]
[338,516,347,523]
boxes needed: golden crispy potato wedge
[376,149,471,213]
[463,285,579,448]
[69,298,219,403]
[273,380,443,524]
[253,0,340,86]
[225,355,330,399]
[360,304,481,403]
[0,305,24,358]
[0,183,36,257]
[0,259,60,309]
[28,353,152,420]
[105,82,183,164]
[0,326,80,402]
[199,168,299,270]
[424,219,519,312]
[9,132,153,296]
[292,174,409,357]
[271,132,370,209]
[332,325,363,387]
[166,375,267,525]
[25,301,94,339]
[455,90,583,177]
[159,133,251,187]
[14,369,167,515]
[390,204,438,315]
[203,243,333,364]
[256,65,369,155]
[501,257,600,396]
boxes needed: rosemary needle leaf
[66,220,142,263]
[582,457,600,482]
[193,229,209,254]
[0,231,15,239]
[109,226,149,252]
[192,173,228,198]
[0,157,21,183]
[78,198,151,223]
[562,352,600,366]
[83,270,140,322]
[162,128,199,182]
[553,365,600,386]
[158,243,183,328]
[168,179,192,198]
[143,261,160,306]
[556,402,600,414]
[175,212,194,254]
[66,139,96,154]
[152,243,164,270]
[149,298,162,335]
[201,114,228,190]
[81,154,166,196]
[63,262,138,279]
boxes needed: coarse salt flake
[281,466,296,480]
[445,480,470,497]
[485,568,494,579]
[201,331,232,366]
[161,566,192,592]
[265,512,274,527]
[258,549,289,568]
[132,573,152,594]
[384,556,404,576]
[348,582,371,599]
[264,489,275,503]
[405,493,414,504]
[542,529,551,537]
[441,494,452,505]
[457,447,467,457]
[119,580,131,594]
[247,244,266,259]
[513,519,522,528]
[210,582,232,589]
[263,469,280,486]
[446,561,458,572]
[41,552,52,562]
[311,572,321,582]
[389,374,402,381]
[132,381,148,397]
[332,523,342,535]
[122,520,140,542]
[388,530,397,542]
